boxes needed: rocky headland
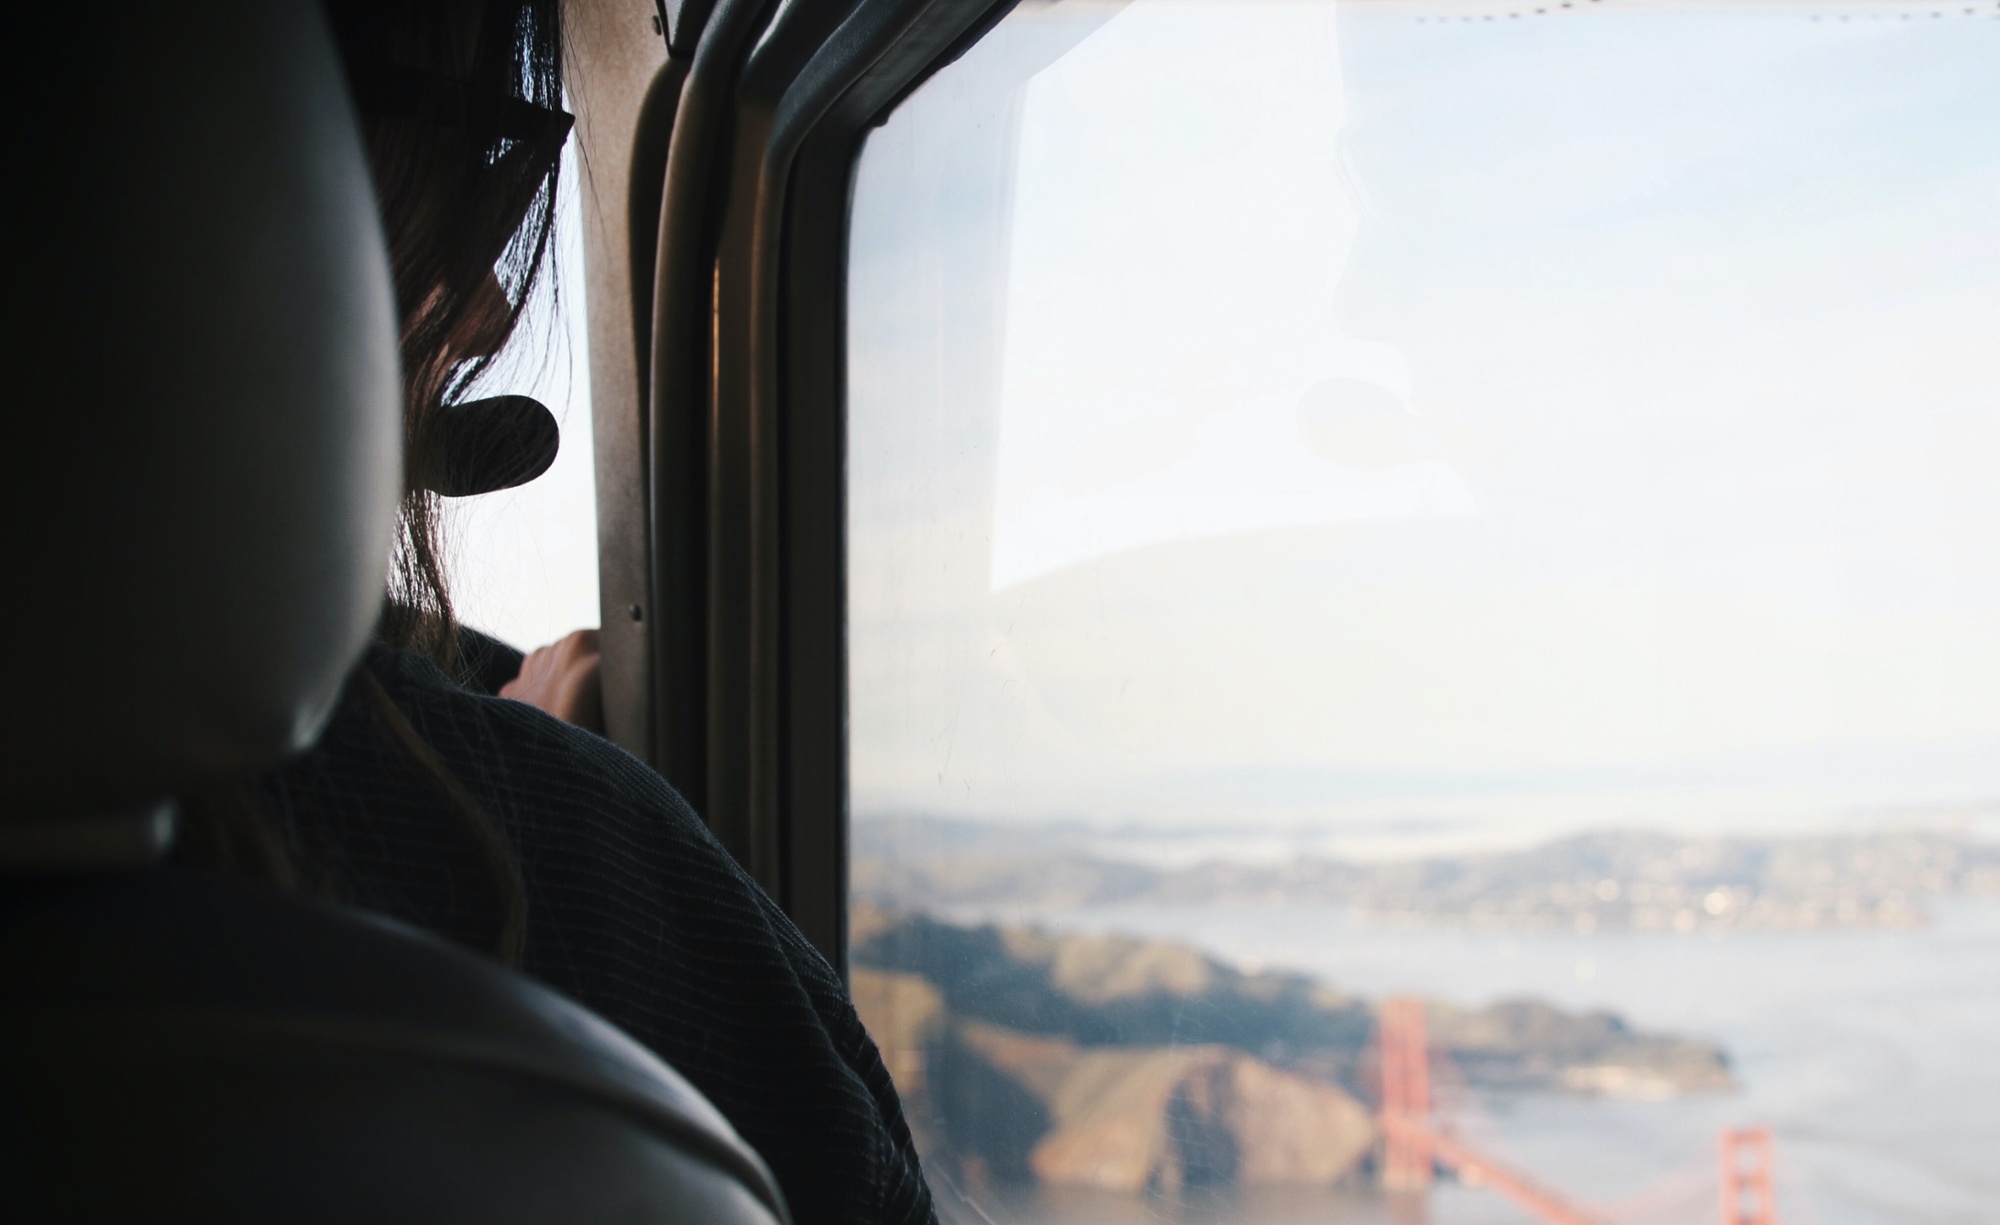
[850,907,1732,1194]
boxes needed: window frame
[571,0,1017,971]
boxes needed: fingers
[498,627,605,733]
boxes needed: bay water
[936,897,2000,1225]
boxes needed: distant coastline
[855,817,2000,933]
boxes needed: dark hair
[325,0,568,666]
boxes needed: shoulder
[321,651,932,1224]
[360,647,854,962]
[360,643,810,950]
[368,644,679,811]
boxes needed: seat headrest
[1,2,401,820]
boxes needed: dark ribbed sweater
[260,642,935,1225]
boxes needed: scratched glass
[846,3,2000,1221]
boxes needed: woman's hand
[499,628,604,733]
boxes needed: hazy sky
[449,144,602,651]
[847,0,2000,845]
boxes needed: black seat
[0,5,785,1222]
[0,874,788,1222]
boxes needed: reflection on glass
[847,3,2000,1222]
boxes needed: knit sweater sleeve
[270,649,938,1225]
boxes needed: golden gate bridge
[1370,997,1785,1225]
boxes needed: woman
[178,4,936,1223]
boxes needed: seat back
[0,873,787,1224]
[0,6,785,1221]
[3,3,399,828]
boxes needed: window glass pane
[847,4,2000,1222]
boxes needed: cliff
[852,906,1733,1100]
[853,970,1375,1192]
[851,906,1373,1058]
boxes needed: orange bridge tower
[1719,1127,1779,1225]
[1378,996,1435,1191]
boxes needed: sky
[846,0,2000,848]
[448,142,602,652]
